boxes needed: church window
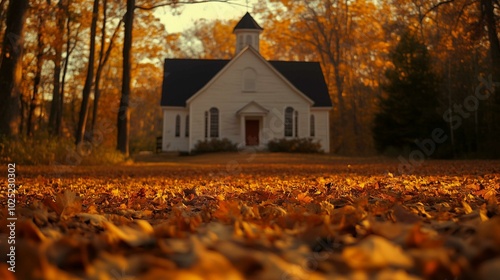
[310,115,315,137]
[209,107,219,138]
[285,107,294,137]
[242,68,257,92]
[175,115,181,137]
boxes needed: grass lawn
[2,153,500,279]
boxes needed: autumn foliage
[0,0,498,157]
[1,153,500,279]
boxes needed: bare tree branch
[420,0,455,22]
[102,20,123,68]
[135,0,228,11]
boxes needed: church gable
[186,47,315,106]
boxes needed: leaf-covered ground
[1,153,500,280]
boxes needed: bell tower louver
[233,12,263,54]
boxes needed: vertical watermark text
[6,163,17,273]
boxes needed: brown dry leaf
[17,220,46,242]
[405,224,441,248]
[392,204,422,224]
[369,219,410,241]
[257,251,326,280]
[235,220,260,240]
[475,188,497,201]
[103,220,155,247]
[297,192,313,203]
[214,241,265,276]
[462,200,473,214]
[87,204,99,214]
[88,252,133,280]
[342,235,414,269]
[42,197,60,215]
[213,200,241,222]
[56,190,82,218]
[176,237,246,280]
[190,249,245,280]
[332,205,362,228]
[413,202,433,219]
[76,213,108,227]
[407,247,455,279]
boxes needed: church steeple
[233,12,263,54]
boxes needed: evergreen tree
[373,31,443,154]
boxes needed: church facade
[160,13,332,153]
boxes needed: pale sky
[155,0,260,33]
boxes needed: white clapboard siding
[188,49,312,151]
[163,48,331,153]
[162,107,189,152]
[311,108,331,153]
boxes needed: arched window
[209,107,219,138]
[310,115,315,137]
[242,68,257,92]
[185,115,189,137]
[204,111,208,138]
[175,115,181,137]
[294,111,298,137]
[284,107,294,137]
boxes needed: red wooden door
[245,120,259,146]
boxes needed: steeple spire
[233,12,263,54]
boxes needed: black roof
[161,58,332,107]
[233,12,263,31]
[269,61,332,107]
[161,59,229,107]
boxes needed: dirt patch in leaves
[1,155,500,279]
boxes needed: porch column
[240,115,245,146]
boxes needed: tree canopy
[0,0,499,159]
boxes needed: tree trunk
[0,0,8,46]
[48,1,66,136]
[90,20,121,139]
[60,1,72,137]
[90,0,107,141]
[117,0,134,156]
[481,0,500,80]
[75,0,100,145]
[19,90,26,135]
[91,0,116,141]
[0,0,28,137]
[28,17,45,137]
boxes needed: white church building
[160,13,332,153]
